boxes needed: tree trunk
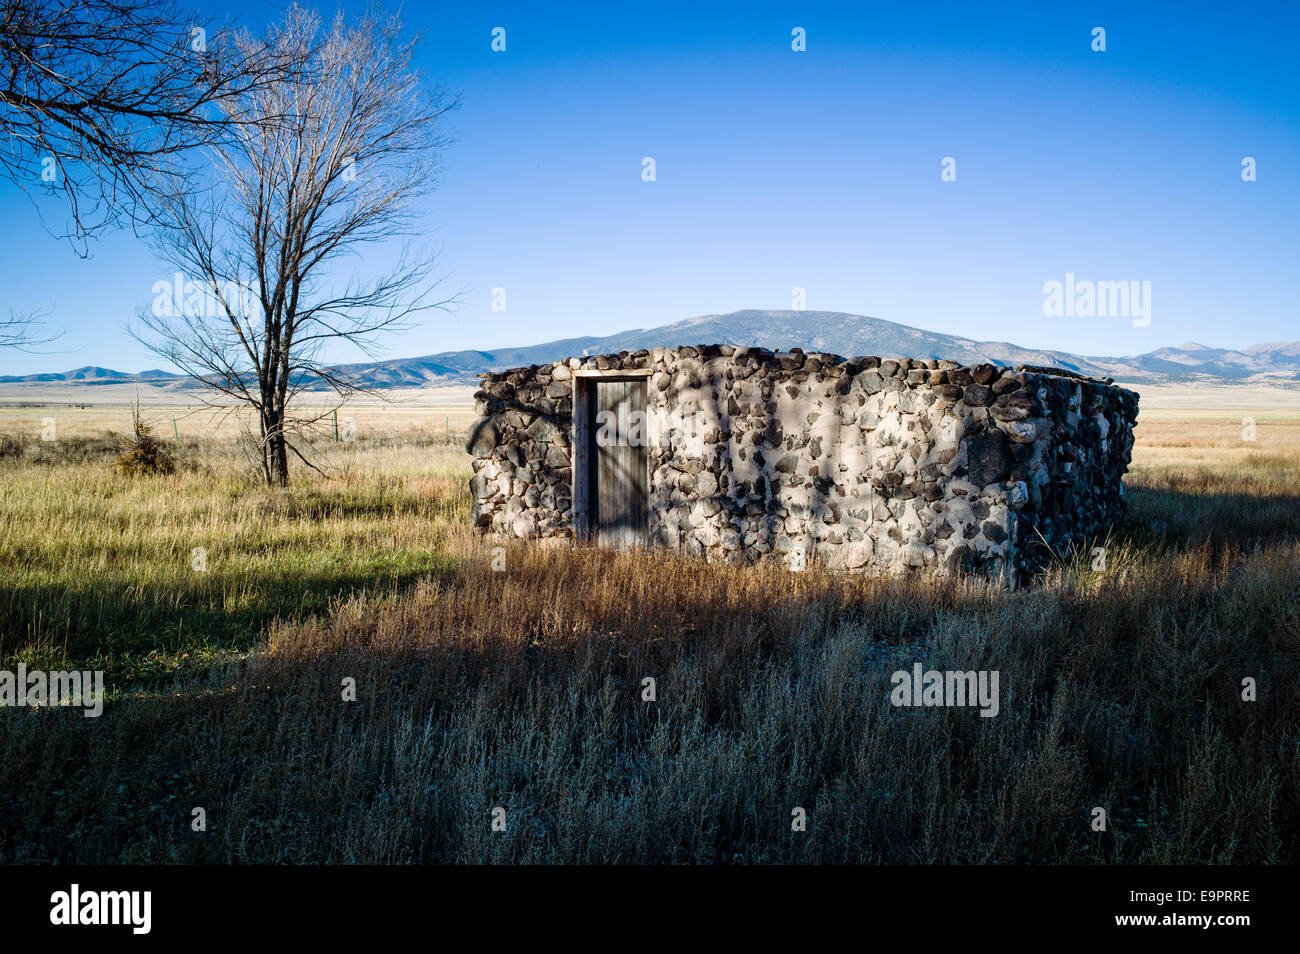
[269,431,289,486]
[261,404,290,486]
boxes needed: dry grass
[0,405,1296,864]
[0,420,469,682]
[1126,411,1300,546]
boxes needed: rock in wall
[466,344,1138,586]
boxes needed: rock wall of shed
[467,346,1138,585]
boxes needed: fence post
[332,409,339,442]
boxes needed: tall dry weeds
[2,534,1295,863]
[0,415,1296,863]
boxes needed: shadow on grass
[1127,485,1300,546]
[0,555,466,684]
[1,533,1296,864]
[1017,482,1300,577]
[2,473,1298,863]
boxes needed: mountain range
[4,310,1298,390]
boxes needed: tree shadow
[0,557,465,684]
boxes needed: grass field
[0,401,1297,863]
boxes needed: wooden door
[592,379,648,549]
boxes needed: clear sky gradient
[1,0,1296,374]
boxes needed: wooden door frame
[571,369,653,544]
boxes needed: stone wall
[466,345,1138,585]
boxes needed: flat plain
[0,384,1296,863]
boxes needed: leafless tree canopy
[134,6,456,485]
[0,308,58,350]
[0,0,292,251]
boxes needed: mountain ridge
[4,310,1297,389]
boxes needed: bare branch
[0,0,303,253]
[0,306,62,350]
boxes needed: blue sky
[1,0,1296,375]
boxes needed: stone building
[466,344,1138,585]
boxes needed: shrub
[115,406,176,476]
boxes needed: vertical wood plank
[594,378,647,549]
[628,379,648,542]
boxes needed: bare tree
[0,308,59,350]
[133,6,456,485]
[0,0,294,251]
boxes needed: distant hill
[1106,340,1300,380]
[1,366,184,385]
[4,310,1298,389]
